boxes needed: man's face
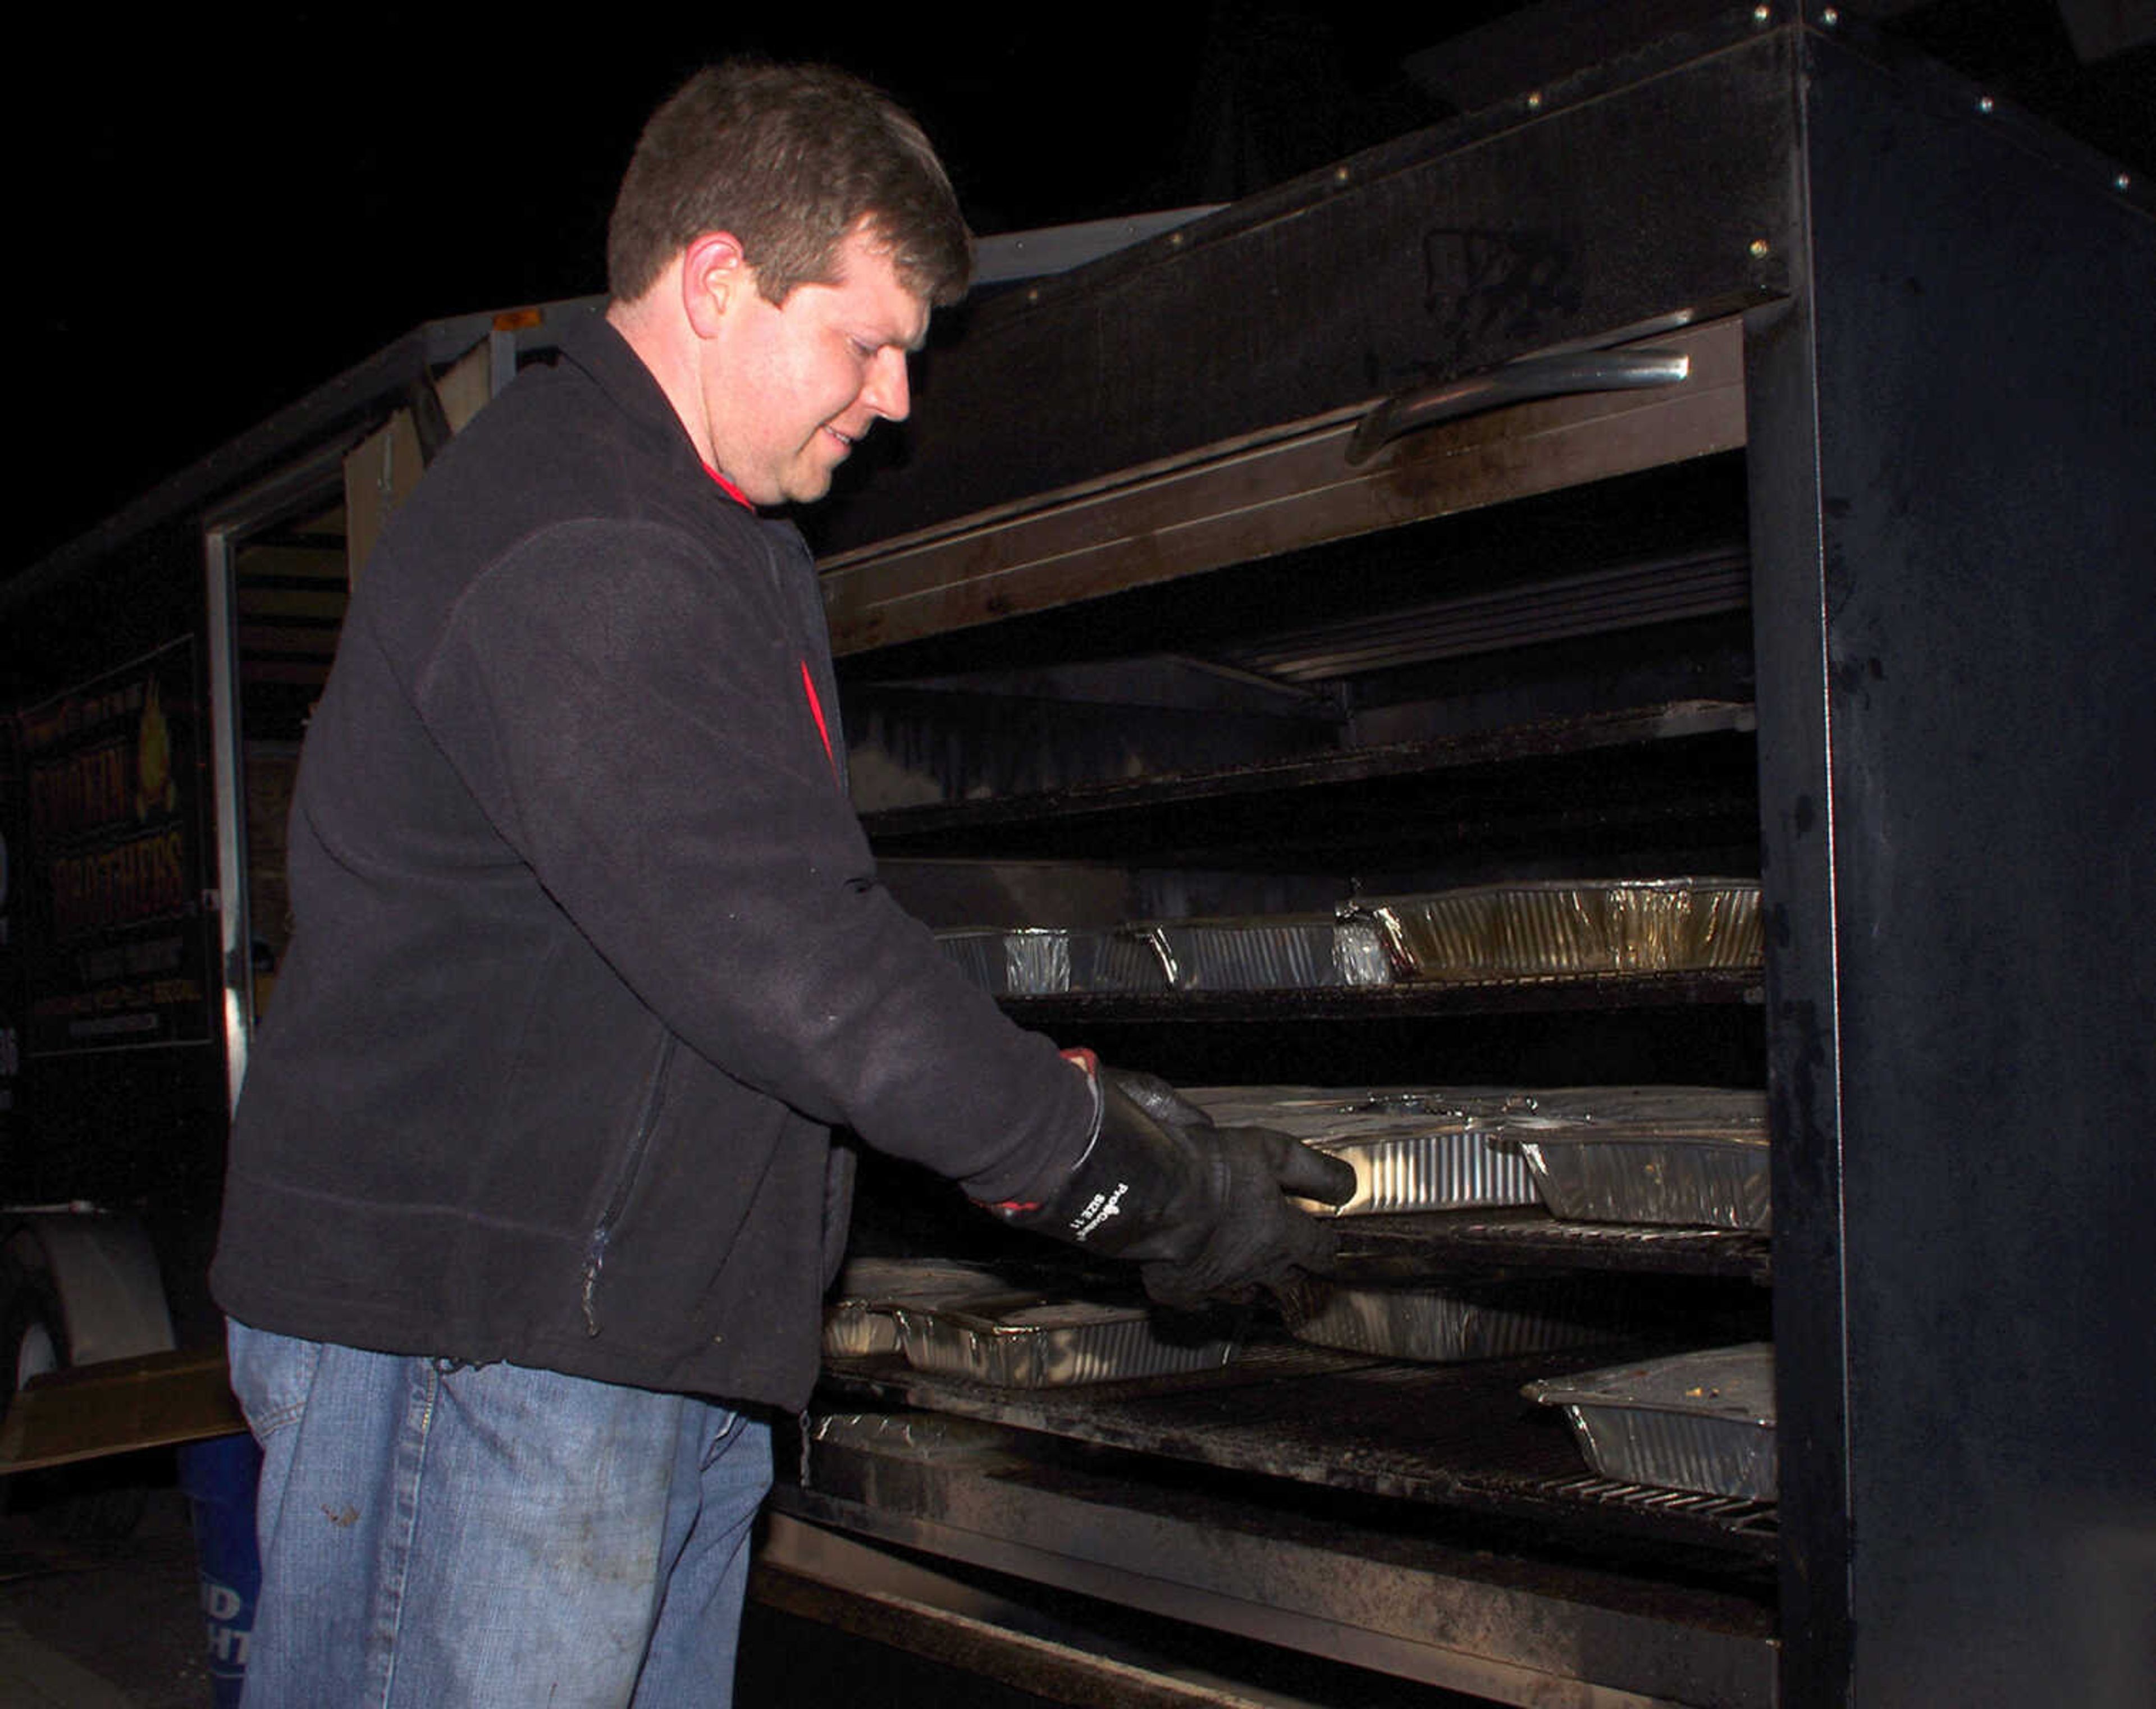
[700,226,930,507]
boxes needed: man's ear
[680,232,754,338]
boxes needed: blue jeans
[227,1320,771,1708]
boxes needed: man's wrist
[976,1046,1103,1216]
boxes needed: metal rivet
[1527,91,1544,112]
[1750,238,1772,259]
[1977,95,1995,115]
[1821,6,1839,22]
[1753,4,1771,23]
[2119,173,2134,192]
[1169,230,1186,245]
[1333,166,1351,183]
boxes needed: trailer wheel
[1,1239,153,1539]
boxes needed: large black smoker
[755,13,2156,1709]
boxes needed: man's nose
[862,347,911,422]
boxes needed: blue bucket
[177,1432,263,1709]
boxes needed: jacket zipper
[580,1034,676,1335]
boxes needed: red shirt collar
[701,461,755,510]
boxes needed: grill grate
[1534,1472,1780,1538]
[821,1336,1778,1561]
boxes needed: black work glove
[986,1052,1358,1312]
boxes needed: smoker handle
[1345,349,1691,465]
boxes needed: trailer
[0,305,549,1472]
[4,12,2153,1707]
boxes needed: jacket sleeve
[407,513,1091,1204]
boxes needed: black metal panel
[814,27,1799,554]
[1752,28,2156,1709]
[1745,289,1856,1709]
[746,1546,1514,1709]
[1031,998,1767,1093]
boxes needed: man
[211,61,1351,1707]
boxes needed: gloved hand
[985,1051,1358,1312]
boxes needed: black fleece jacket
[210,316,1091,1410]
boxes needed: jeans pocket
[698,1402,746,1471]
[225,1318,323,1441]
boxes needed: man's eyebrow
[854,316,928,354]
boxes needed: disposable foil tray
[893,1295,1239,1388]
[934,927,1167,995]
[1359,879,1762,980]
[1127,915,1395,991]
[1294,1279,1633,1362]
[1492,1086,1764,1126]
[1525,1344,1776,1501]
[938,914,1394,995]
[1186,1086,1539,1216]
[822,1259,1018,1359]
[810,1411,1017,1460]
[1465,1086,1773,1229]
[1512,1114,1771,1230]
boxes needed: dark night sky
[8,8,1344,568]
[11,3,2149,575]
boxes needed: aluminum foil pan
[822,1259,1018,1360]
[1470,1086,1772,1230]
[1358,879,1762,980]
[1299,1121,1540,1216]
[893,1295,1239,1388]
[1513,1120,1771,1230]
[934,927,1167,995]
[809,1412,1015,1460]
[1128,916,1395,991]
[938,915,1393,995]
[1189,1085,1543,1135]
[1292,1279,1633,1363]
[1525,1344,1776,1501]
[1186,1086,1539,1216]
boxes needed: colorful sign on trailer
[15,639,214,1057]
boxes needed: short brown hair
[606,61,973,309]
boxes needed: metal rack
[821,1342,1780,1559]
